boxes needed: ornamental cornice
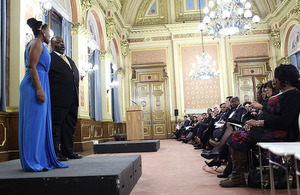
[294,1,300,21]
[129,23,271,37]
[264,0,294,25]
[71,23,91,38]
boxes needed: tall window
[44,10,62,37]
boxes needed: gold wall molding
[0,122,6,147]
[81,0,92,13]
[121,39,129,57]
[134,0,168,26]
[294,1,300,21]
[6,107,19,113]
[71,23,91,38]
[99,50,113,60]
[270,29,281,48]
[105,16,116,41]
[175,0,201,22]
[277,56,291,65]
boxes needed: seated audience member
[201,96,233,148]
[173,119,183,137]
[201,97,247,160]
[182,115,202,143]
[175,116,190,140]
[220,64,300,187]
[264,79,279,97]
[243,101,252,111]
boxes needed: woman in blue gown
[19,18,68,172]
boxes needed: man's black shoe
[66,152,83,159]
[57,153,68,161]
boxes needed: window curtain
[61,18,71,57]
[112,71,121,123]
[291,54,297,67]
[94,49,103,121]
[89,51,95,119]
[0,0,6,112]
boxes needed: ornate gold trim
[121,39,129,57]
[71,23,91,38]
[99,50,113,60]
[270,29,281,49]
[6,107,19,113]
[0,122,6,147]
[277,57,291,65]
[101,119,114,122]
[78,115,91,119]
[0,150,19,154]
[74,141,93,144]
[134,0,168,26]
[106,16,116,41]
[81,0,92,13]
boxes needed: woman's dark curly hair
[27,18,48,37]
[274,64,300,90]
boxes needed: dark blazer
[49,52,79,107]
[227,104,247,124]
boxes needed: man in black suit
[49,36,82,161]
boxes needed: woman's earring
[44,33,46,37]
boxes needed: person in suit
[49,36,82,161]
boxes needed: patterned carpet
[89,139,297,195]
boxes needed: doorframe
[233,56,272,98]
[130,63,171,139]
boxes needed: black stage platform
[94,140,160,154]
[0,155,142,195]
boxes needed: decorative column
[120,36,128,122]
[99,50,113,121]
[71,22,90,118]
[270,28,281,68]
[219,37,229,100]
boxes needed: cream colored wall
[128,31,272,120]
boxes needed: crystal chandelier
[200,0,260,38]
[189,3,220,80]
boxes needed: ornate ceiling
[120,0,285,26]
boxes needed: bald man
[49,36,82,161]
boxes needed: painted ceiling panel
[121,0,285,26]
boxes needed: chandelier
[200,0,260,38]
[189,3,220,80]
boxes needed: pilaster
[8,0,26,109]
[71,23,90,118]
[99,50,113,121]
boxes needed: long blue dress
[19,38,68,172]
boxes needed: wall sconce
[80,63,98,80]
[106,64,123,93]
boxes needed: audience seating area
[172,65,300,194]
